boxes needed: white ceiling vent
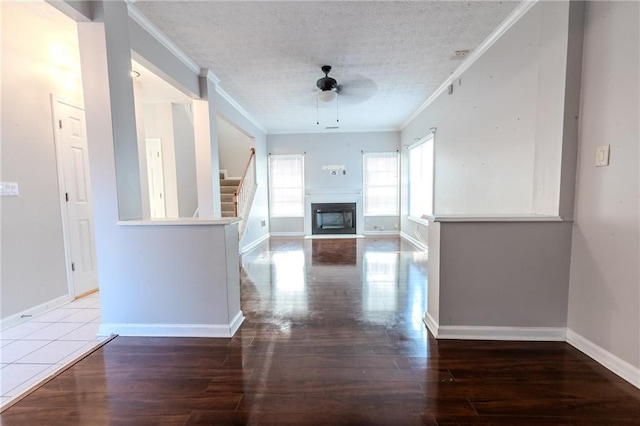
[451,50,470,60]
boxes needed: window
[268,154,304,216]
[409,134,434,218]
[363,152,399,216]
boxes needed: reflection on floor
[0,292,105,410]
[2,237,640,424]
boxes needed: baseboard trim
[432,325,567,341]
[229,310,244,335]
[98,320,242,338]
[400,231,428,251]
[363,230,400,236]
[240,233,270,254]
[270,232,305,237]
[566,329,640,389]
[423,313,439,338]
[1,294,73,331]
[304,234,364,239]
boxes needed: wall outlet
[261,219,267,227]
[596,145,610,167]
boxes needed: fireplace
[311,203,356,235]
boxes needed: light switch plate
[596,145,610,167]
[0,182,19,196]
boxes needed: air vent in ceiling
[451,50,470,60]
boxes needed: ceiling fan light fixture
[318,89,337,103]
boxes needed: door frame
[145,137,167,218]
[50,94,93,299]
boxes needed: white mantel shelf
[306,188,362,196]
[117,217,241,226]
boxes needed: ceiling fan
[316,65,339,102]
[315,65,377,105]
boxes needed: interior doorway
[145,137,167,218]
[52,97,99,298]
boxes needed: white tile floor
[0,292,108,411]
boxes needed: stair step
[221,211,236,217]
[220,178,241,186]
[220,186,236,194]
[221,194,234,202]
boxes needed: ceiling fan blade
[336,76,378,105]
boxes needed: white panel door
[55,100,98,297]
[146,138,166,218]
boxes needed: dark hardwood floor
[2,237,640,425]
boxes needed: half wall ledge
[425,215,573,341]
[117,217,241,226]
[426,214,569,223]
[97,217,243,338]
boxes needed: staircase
[219,148,257,238]
[220,174,240,218]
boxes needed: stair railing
[233,148,257,237]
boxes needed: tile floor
[0,292,107,410]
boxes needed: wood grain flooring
[2,236,640,425]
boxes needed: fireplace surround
[311,202,356,235]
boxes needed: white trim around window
[268,154,305,217]
[408,133,435,220]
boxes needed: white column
[78,0,141,221]
[193,72,221,217]
[133,81,151,219]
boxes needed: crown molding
[400,0,539,130]
[268,127,400,136]
[200,69,221,85]
[215,86,268,134]
[126,2,266,135]
[126,2,200,75]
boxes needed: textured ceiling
[133,1,521,134]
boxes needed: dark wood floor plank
[2,236,640,424]
[237,393,474,416]
[187,410,439,425]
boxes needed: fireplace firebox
[311,203,356,235]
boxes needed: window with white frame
[268,154,304,217]
[408,134,434,218]
[363,152,399,216]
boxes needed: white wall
[172,103,198,217]
[269,132,399,190]
[217,116,254,178]
[568,1,639,371]
[401,1,574,222]
[437,221,572,329]
[267,131,400,234]
[97,222,242,336]
[1,3,83,320]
